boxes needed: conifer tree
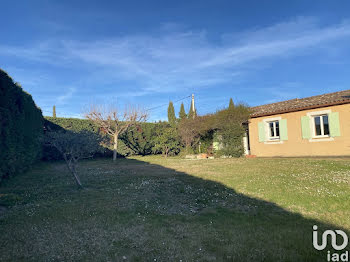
[229,98,234,109]
[167,101,176,125]
[53,105,57,118]
[179,102,187,120]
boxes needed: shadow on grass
[0,157,349,261]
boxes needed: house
[247,90,350,157]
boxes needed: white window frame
[306,109,334,142]
[267,120,280,140]
[312,115,329,138]
[263,116,283,144]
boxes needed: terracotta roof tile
[251,89,350,117]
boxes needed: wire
[145,95,191,111]
[40,94,193,117]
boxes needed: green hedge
[44,117,105,160]
[0,69,44,183]
[44,117,132,159]
[44,118,173,159]
[120,122,159,156]
[45,117,100,133]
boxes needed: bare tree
[85,104,148,161]
[44,131,102,188]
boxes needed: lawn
[0,156,350,261]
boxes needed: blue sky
[1,0,350,121]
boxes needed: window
[313,115,330,137]
[268,121,279,140]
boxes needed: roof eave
[250,100,350,118]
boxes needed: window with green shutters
[258,119,288,142]
[301,111,341,139]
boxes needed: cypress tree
[179,102,187,120]
[53,105,56,118]
[229,98,234,109]
[167,101,176,125]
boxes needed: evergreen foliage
[0,69,43,183]
[44,117,120,159]
[167,101,176,125]
[45,117,99,133]
[179,102,187,120]
[178,115,213,153]
[120,123,157,156]
[44,118,165,158]
[153,124,181,157]
[229,98,234,109]
[214,104,251,157]
[178,104,250,157]
[53,105,56,118]
[45,104,250,160]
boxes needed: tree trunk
[63,155,83,188]
[113,133,118,161]
[71,164,83,188]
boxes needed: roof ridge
[252,89,350,109]
[251,89,350,117]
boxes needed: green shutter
[258,122,265,142]
[329,112,341,137]
[279,119,288,141]
[301,116,311,139]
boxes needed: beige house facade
[247,90,350,157]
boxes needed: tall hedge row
[45,117,100,133]
[0,69,44,183]
[43,117,109,160]
[44,117,167,158]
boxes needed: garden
[1,156,350,261]
[1,68,350,261]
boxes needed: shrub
[152,124,181,157]
[0,69,43,183]
[214,104,251,157]
[178,114,214,152]
[120,123,157,156]
[177,104,250,157]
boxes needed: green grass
[0,156,350,261]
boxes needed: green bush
[45,117,100,133]
[0,69,44,183]
[152,124,181,157]
[177,104,250,157]
[198,131,214,154]
[214,104,251,157]
[44,117,134,159]
[44,117,109,159]
[120,122,158,156]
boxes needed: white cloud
[1,17,350,98]
[56,87,76,105]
